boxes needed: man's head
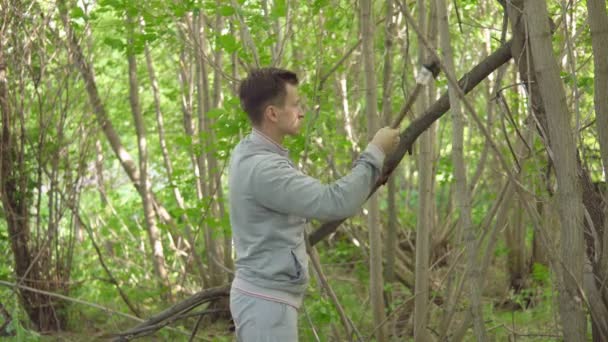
[238,68,304,136]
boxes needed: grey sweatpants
[230,288,298,341]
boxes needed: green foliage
[306,294,336,324]
[0,292,40,341]
[531,263,550,283]
[217,33,240,53]
[1,0,605,339]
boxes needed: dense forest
[1,0,608,340]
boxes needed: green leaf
[271,0,287,18]
[70,7,86,19]
[311,0,329,14]
[217,33,239,53]
[207,108,224,119]
[103,37,125,51]
[174,135,193,148]
[142,32,158,43]
[218,5,236,16]
[532,263,550,283]
[99,0,124,10]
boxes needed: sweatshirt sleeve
[250,144,385,221]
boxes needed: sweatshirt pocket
[290,250,303,281]
[289,248,310,286]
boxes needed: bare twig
[302,304,322,342]
[318,39,362,90]
[230,0,260,68]
[78,212,142,317]
[0,280,143,323]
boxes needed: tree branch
[112,285,230,341]
[308,40,513,246]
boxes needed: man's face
[272,83,304,136]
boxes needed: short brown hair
[238,68,299,125]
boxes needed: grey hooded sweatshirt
[228,129,385,308]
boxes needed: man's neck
[254,125,285,147]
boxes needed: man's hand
[371,127,400,156]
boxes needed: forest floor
[3,253,562,341]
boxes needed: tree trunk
[586,0,608,338]
[360,0,387,340]
[0,7,71,331]
[587,0,608,298]
[176,31,210,287]
[144,42,209,281]
[126,15,172,299]
[505,0,608,338]
[212,4,234,279]
[524,1,587,340]
[382,0,398,285]
[413,0,434,340]
[437,0,488,339]
[230,0,260,68]
[506,189,527,291]
[193,13,222,286]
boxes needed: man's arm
[250,144,385,221]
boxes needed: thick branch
[309,40,513,246]
[112,285,230,341]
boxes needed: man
[228,67,400,341]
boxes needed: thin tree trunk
[144,43,208,281]
[586,0,608,306]
[501,65,527,292]
[503,96,538,292]
[193,13,222,286]
[261,0,278,64]
[212,3,234,278]
[176,30,210,286]
[360,0,387,340]
[413,0,433,340]
[177,27,203,200]
[0,8,71,330]
[584,256,608,341]
[506,188,527,291]
[525,1,586,340]
[505,1,608,338]
[230,0,260,68]
[95,139,107,206]
[532,200,553,267]
[586,0,608,339]
[0,25,33,325]
[382,0,397,285]
[337,74,358,153]
[126,15,172,298]
[437,0,488,339]
[470,6,508,195]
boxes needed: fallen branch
[111,285,230,341]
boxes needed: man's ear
[264,105,279,123]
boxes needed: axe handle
[390,61,439,129]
